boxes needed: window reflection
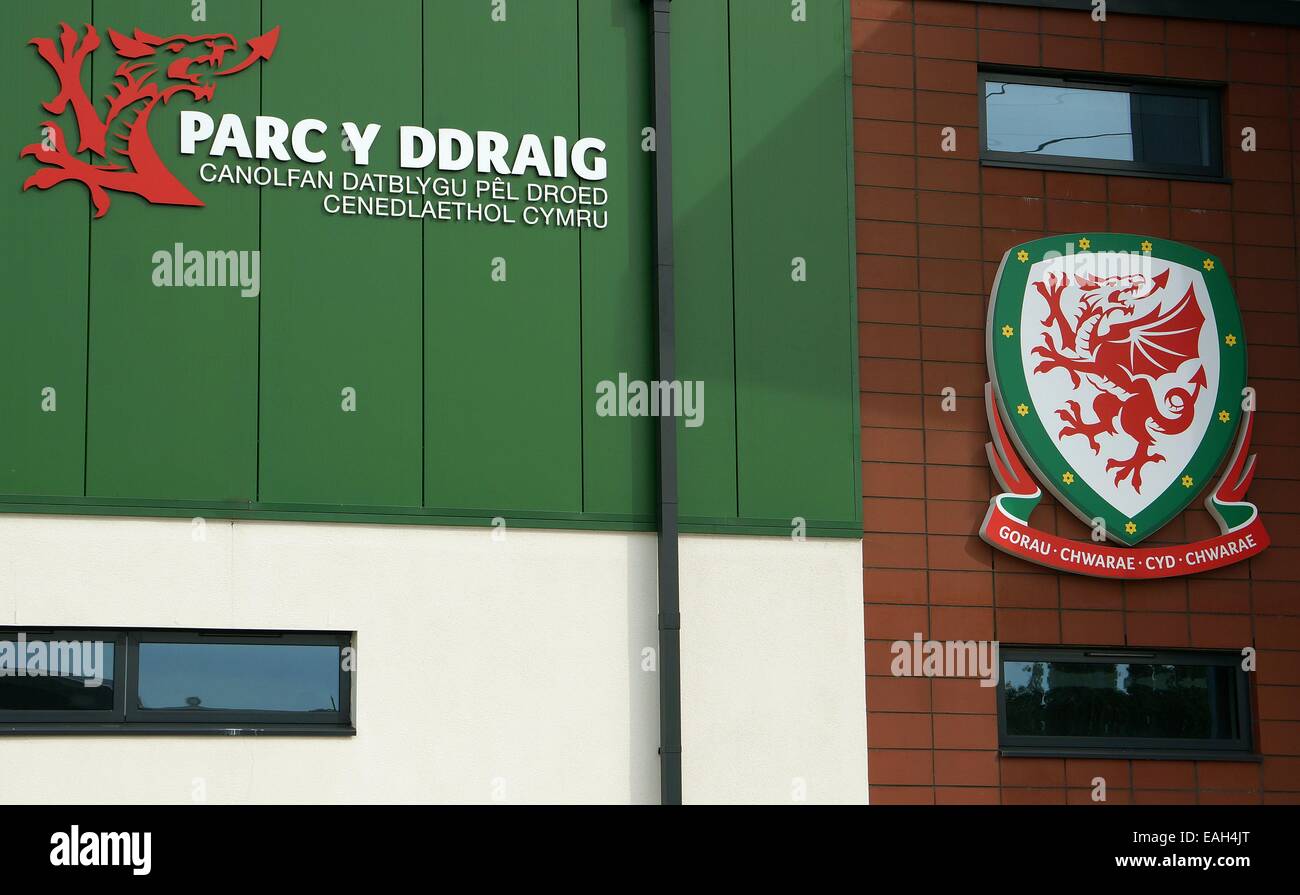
[1003,660,1237,740]
[137,642,340,713]
[985,80,1134,160]
[982,75,1220,176]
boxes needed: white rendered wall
[679,535,868,804]
[0,515,864,804]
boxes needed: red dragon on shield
[1028,267,1207,493]
[20,22,278,218]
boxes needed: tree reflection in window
[1003,659,1237,740]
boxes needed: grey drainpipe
[648,0,682,806]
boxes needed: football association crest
[982,234,1268,577]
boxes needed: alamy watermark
[0,633,106,688]
[50,826,150,876]
[152,242,260,297]
[595,372,704,428]
[1037,241,1157,280]
[890,634,1000,687]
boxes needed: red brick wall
[854,0,1300,804]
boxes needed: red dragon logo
[20,22,278,218]
[1028,267,1207,492]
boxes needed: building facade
[0,0,865,804]
[3,0,1298,806]
[857,0,1300,804]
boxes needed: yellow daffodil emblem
[1203,258,1215,271]
[1140,240,1152,252]
[1124,521,1137,535]
[1016,249,1029,263]
[1062,471,1075,485]
[1218,410,1231,423]
[1077,237,1091,251]
[1224,333,1237,347]
[1016,403,1029,417]
[1001,324,1014,338]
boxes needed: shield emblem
[988,234,1247,546]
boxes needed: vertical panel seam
[421,0,427,508]
[577,0,586,513]
[256,0,264,504]
[726,0,740,518]
[83,0,95,498]
[843,0,862,527]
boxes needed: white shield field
[1019,251,1219,519]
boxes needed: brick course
[855,0,1300,805]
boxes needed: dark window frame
[979,69,1225,181]
[983,0,1300,29]
[997,647,1254,761]
[0,627,353,735]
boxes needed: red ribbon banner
[980,501,1269,579]
[980,383,1269,579]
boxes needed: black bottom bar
[0,804,1277,880]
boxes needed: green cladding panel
[260,1,423,507]
[671,0,738,521]
[422,0,583,515]
[0,3,91,496]
[729,0,857,524]
[86,0,260,502]
[579,0,656,517]
[1,0,859,536]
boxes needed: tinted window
[136,642,341,713]
[1000,650,1249,753]
[982,74,1221,177]
[1135,93,1212,168]
[985,80,1134,160]
[0,638,115,711]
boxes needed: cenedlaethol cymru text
[182,111,612,229]
[198,164,610,228]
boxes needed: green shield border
[987,233,1248,547]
